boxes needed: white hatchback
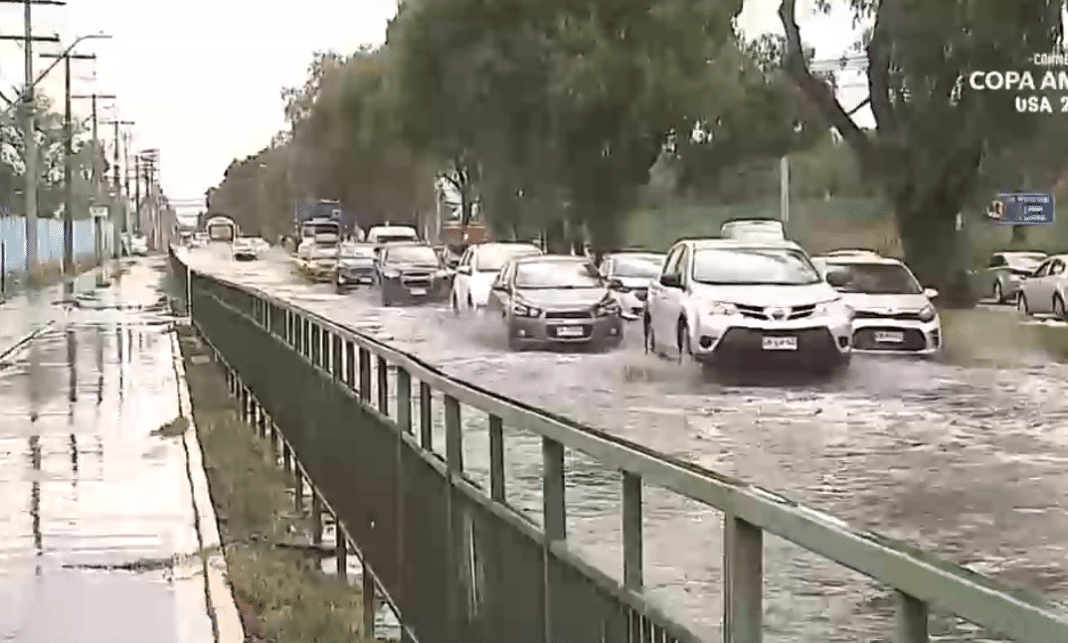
[451,242,543,312]
[812,254,941,355]
[644,239,853,373]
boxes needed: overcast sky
[0,0,865,208]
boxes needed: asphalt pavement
[185,245,1068,642]
[0,258,241,643]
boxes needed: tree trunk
[896,195,975,308]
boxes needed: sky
[0,0,865,209]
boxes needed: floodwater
[0,260,216,643]
[187,246,1068,641]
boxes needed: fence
[0,215,114,281]
[168,244,1068,643]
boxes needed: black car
[375,243,453,306]
[334,243,377,292]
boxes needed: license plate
[409,288,427,296]
[762,336,797,350]
[874,331,904,343]
[556,325,584,338]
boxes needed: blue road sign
[989,192,1055,225]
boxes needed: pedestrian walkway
[0,257,241,643]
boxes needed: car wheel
[506,323,524,351]
[677,321,694,364]
[645,316,659,356]
[1017,292,1030,316]
[451,292,460,316]
[993,281,1003,304]
[1055,294,1067,320]
[381,287,392,307]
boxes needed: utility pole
[102,118,132,256]
[72,93,115,258]
[0,0,64,282]
[40,50,95,274]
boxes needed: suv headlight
[917,304,937,322]
[512,301,542,317]
[595,298,620,316]
[701,301,738,316]
[815,299,854,320]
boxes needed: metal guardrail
[168,245,1068,643]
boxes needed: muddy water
[187,247,1068,641]
[0,260,211,642]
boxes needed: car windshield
[515,261,602,289]
[826,263,922,295]
[691,248,821,285]
[610,255,663,278]
[1003,253,1045,269]
[375,232,418,243]
[386,245,439,264]
[475,245,541,271]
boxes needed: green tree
[780,0,1062,304]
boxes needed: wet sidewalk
[0,258,241,642]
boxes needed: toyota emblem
[766,307,788,320]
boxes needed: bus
[205,216,238,243]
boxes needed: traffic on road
[184,221,1068,638]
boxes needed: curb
[170,326,245,643]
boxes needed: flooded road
[186,246,1068,641]
[0,259,227,642]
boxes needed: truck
[440,218,491,263]
[290,200,359,247]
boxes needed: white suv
[644,239,853,373]
[451,242,542,312]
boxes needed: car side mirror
[456,265,472,275]
[826,272,850,288]
[659,273,681,288]
[923,287,938,299]
[492,282,508,292]
[607,278,624,290]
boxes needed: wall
[0,216,114,278]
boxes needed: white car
[450,242,542,312]
[1017,253,1068,318]
[720,219,786,242]
[302,244,339,282]
[366,225,420,245]
[644,238,853,374]
[232,238,260,261]
[812,253,941,355]
[599,251,665,319]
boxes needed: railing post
[359,347,371,402]
[488,414,505,502]
[444,394,463,640]
[311,489,323,545]
[337,524,348,580]
[294,465,304,514]
[419,382,432,450]
[323,328,331,371]
[542,437,566,643]
[622,472,643,591]
[312,324,320,366]
[377,356,388,415]
[362,560,376,638]
[723,514,763,643]
[345,341,356,388]
[332,334,342,380]
[895,591,928,643]
[396,368,412,433]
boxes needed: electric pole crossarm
[0,34,57,40]
[0,0,65,4]
[71,94,115,99]
[39,52,95,59]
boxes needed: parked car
[1017,253,1068,318]
[812,253,941,355]
[720,218,786,242]
[981,251,1046,303]
[334,242,377,292]
[375,243,452,306]
[599,251,665,320]
[486,255,623,351]
[232,237,260,261]
[128,234,149,257]
[644,238,852,374]
[450,242,543,313]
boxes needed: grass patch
[176,324,377,643]
[940,308,1068,366]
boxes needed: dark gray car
[486,255,623,351]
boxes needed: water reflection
[116,324,124,400]
[66,329,77,404]
[29,434,41,575]
[95,326,104,405]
